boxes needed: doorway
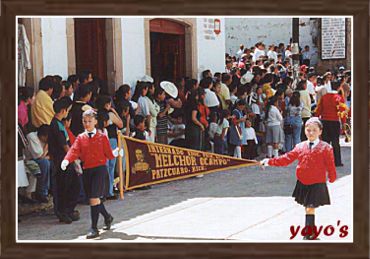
[74,18,107,82]
[150,19,186,83]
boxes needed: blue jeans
[285,117,302,152]
[34,158,50,196]
[106,138,117,197]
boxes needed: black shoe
[69,210,80,221]
[103,214,114,230]
[106,195,118,200]
[59,213,73,224]
[86,228,99,239]
[335,163,344,167]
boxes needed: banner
[118,134,259,191]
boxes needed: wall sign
[321,18,346,60]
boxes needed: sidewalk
[75,174,353,242]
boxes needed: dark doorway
[74,18,107,81]
[150,19,186,83]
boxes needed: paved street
[18,143,352,242]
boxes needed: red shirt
[315,93,346,123]
[268,141,336,185]
[198,103,210,128]
[66,128,76,145]
[64,131,115,169]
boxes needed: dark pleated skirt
[292,180,331,208]
[83,165,108,199]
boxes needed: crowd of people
[17,41,351,227]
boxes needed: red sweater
[64,131,115,169]
[315,93,346,123]
[268,141,336,185]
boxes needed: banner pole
[117,130,124,200]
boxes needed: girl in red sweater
[261,117,337,240]
[61,109,122,239]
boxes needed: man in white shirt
[253,42,266,62]
[306,73,317,105]
[236,44,244,61]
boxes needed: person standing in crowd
[198,88,210,151]
[284,45,293,65]
[296,80,312,141]
[244,119,258,159]
[306,73,317,106]
[114,84,135,136]
[229,99,247,158]
[18,86,35,133]
[301,45,313,67]
[267,44,278,63]
[284,91,303,152]
[95,95,123,200]
[253,42,266,62]
[63,80,74,101]
[48,97,80,224]
[185,89,204,151]
[70,83,93,137]
[155,87,171,145]
[132,115,149,141]
[322,72,332,92]
[261,118,336,240]
[219,73,232,110]
[265,96,284,158]
[62,109,121,239]
[236,44,244,61]
[31,76,55,128]
[200,77,219,114]
[67,74,79,99]
[315,81,345,167]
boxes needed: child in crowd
[244,119,258,159]
[61,109,122,239]
[229,99,247,158]
[48,97,80,224]
[168,113,186,148]
[70,83,93,136]
[261,117,336,240]
[132,115,149,141]
[213,110,230,155]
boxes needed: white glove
[260,158,270,167]
[112,147,120,157]
[61,160,69,171]
[119,149,124,157]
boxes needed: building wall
[225,18,292,57]
[41,18,69,79]
[121,18,146,89]
[196,18,226,78]
[298,18,320,66]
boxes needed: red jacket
[315,93,346,123]
[64,131,115,169]
[268,141,336,185]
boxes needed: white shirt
[266,105,283,126]
[236,49,244,60]
[138,96,150,117]
[251,103,261,115]
[215,118,229,135]
[324,81,332,92]
[85,128,97,138]
[306,81,316,96]
[245,127,258,144]
[204,88,220,108]
[25,132,45,160]
[307,138,320,149]
[208,122,218,139]
[267,50,278,63]
[253,48,265,61]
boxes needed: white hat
[140,75,154,83]
[160,81,178,98]
[240,71,254,85]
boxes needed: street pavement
[18,141,352,242]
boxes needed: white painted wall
[225,18,292,57]
[41,18,69,79]
[299,18,319,66]
[196,18,226,79]
[121,18,146,91]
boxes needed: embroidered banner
[118,135,259,191]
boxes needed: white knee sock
[273,149,279,158]
[267,145,273,158]
[234,146,242,158]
